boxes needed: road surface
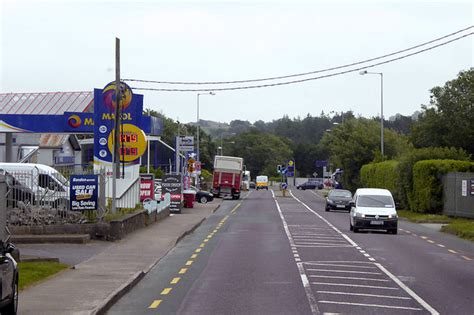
[107,188,474,314]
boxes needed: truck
[212,155,243,199]
[241,170,251,191]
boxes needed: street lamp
[196,91,215,188]
[218,141,235,155]
[360,70,384,159]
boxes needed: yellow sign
[108,124,147,162]
[288,160,294,166]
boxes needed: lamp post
[196,92,215,188]
[360,70,384,159]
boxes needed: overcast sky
[1,0,472,124]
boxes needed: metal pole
[112,37,121,214]
[380,73,384,159]
[196,94,200,188]
[0,175,6,242]
[5,133,12,162]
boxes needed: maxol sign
[93,82,147,165]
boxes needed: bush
[398,147,469,209]
[360,160,401,202]
[411,159,474,213]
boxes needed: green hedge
[411,160,474,213]
[360,160,401,202]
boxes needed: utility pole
[112,37,121,214]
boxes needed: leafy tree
[411,68,474,155]
[226,130,293,178]
[321,118,411,191]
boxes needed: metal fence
[443,172,474,218]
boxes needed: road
[107,188,474,314]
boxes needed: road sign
[282,183,288,190]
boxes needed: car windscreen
[357,195,394,207]
[330,190,352,198]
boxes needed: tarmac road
[107,188,474,314]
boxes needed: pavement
[17,200,222,315]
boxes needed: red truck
[212,155,244,199]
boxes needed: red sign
[139,174,155,201]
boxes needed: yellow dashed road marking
[427,240,435,244]
[462,256,472,261]
[191,254,198,259]
[161,288,172,295]
[207,234,213,238]
[448,249,458,254]
[204,239,209,242]
[200,243,206,248]
[179,268,187,274]
[437,244,446,248]
[213,229,218,233]
[170,277,180,284]
[195,248,202,253]
[421,236,428,240]
[149,300,162,308]
[186,260,194,266]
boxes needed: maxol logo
[101,113,132,121]
[67,115,94,128]
[67,115,81,128]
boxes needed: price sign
[108,123,147,162]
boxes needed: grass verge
[441,220,474,242]
[397,210,453,223]
[398,210,474,243]
[19,261,69,291]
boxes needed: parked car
[190,186,214,204]
[296,180,323,190]
[249,181,256,189]
[0,241,18,314]
[349,188,398,234]
[325,189,353,212]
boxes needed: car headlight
[327,199,334,204]
[355,212,365,218]
[388,214,398,219]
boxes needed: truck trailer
[212,155,243,199]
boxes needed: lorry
[241,170,251,191]
[212,155,243,199]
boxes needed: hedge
[360,160,401,203]
[411,160,474,213]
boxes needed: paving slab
[18,201,221,315]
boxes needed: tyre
[325,205,330,212]
[2,276,18,315]
[353,227,359,233]
[389,228,398,235]
[199,196,208,204]
[349,222,353,231]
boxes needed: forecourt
[108,187,474,314]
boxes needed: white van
[0,163,69,208]
[349,188,398,234]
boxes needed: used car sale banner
[70,175,99,210]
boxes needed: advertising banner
[70,175,98,211]
[162,174,182,213]
[140,174,155,202]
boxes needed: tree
[321,118,411,191]
[411,68,474,155]
[226,130,293,178]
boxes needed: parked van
[256,175,269,190]
[349,188,398,234]
[0,163,69,208]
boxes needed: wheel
[349,222,353,231]
[200,196,208,204]
[389,228,398,235]
[2,276,18,315]
[353,227,359,233]
[325,206,330,212]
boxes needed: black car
[325,189,353,211]
[190,186,214,204]
[296,181,323,190]
[249,181,256,189]
[0,242,18,315]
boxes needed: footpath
[18,201,222,315]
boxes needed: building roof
[0,92,93,115]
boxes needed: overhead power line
[130,32,473,92]
[125,26,473,86]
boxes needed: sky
[1,0,472,124]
